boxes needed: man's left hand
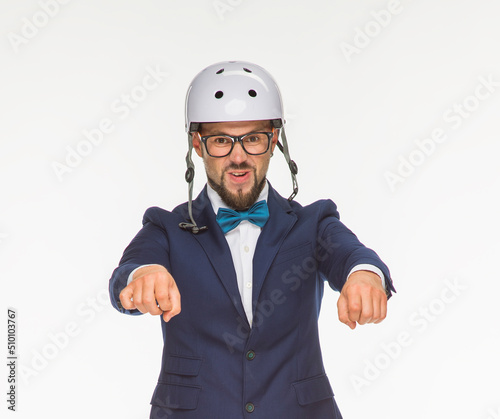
[337,270,387,330]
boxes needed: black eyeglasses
[199,130,274,157]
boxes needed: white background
[1,1,499,418]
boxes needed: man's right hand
[119,265,181,322]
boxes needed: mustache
[224,163,254,171]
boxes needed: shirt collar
[206,180,269,215]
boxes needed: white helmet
[185,61,284,132]
[180,60,298,234]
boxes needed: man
[109,60,395,418]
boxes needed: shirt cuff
[127,264,157,285]
[347,264,386,289]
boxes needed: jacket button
[245,402,255,413]
[246,350,256,361]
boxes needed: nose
[229,140,248,164]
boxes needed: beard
[207,163,266,211]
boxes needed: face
[192,120,278,210]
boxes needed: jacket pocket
[150,382,201,410]
[164,354,203,376]
[292,373,334,406]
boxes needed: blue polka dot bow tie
[216,200,269,234]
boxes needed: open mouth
[227,171,251,182]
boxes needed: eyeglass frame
[197,128,275,158]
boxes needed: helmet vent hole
[216,68,224,74]
[248,89,257,97]
[215,90,224,99]
[243,68,252,73]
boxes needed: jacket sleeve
[108,207,171,315]
[315,200,396,298]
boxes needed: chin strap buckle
[179,222,208,234]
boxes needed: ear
[192,132,203,157]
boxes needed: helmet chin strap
[276,125,299,201]
[178,131,208,234]
[179,124,298,234]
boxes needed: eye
[212,136,231,145]
[244,134,263,143]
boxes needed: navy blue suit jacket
[109,184,395,418]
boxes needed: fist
[337,270,387,329]
[119,265,181,322]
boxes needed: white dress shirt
[206,182,269,327]
[128,183,385,326]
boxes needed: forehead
[200,120,272,135]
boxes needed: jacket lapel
[252,185,297,310]
[182,187,248,324]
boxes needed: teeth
[232,173,245,177]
